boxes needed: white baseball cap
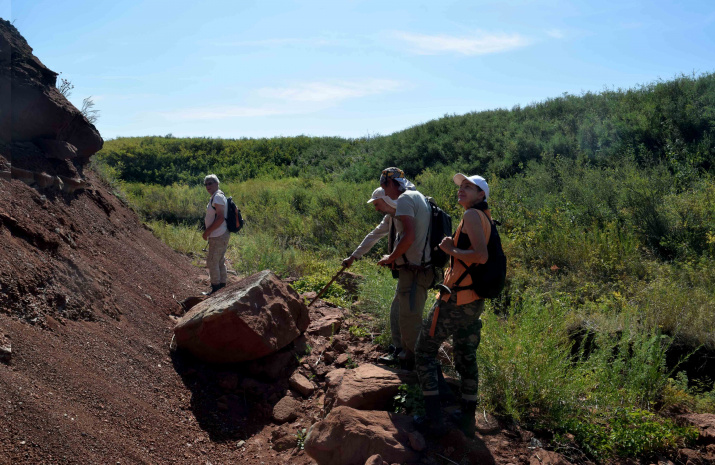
[367,187,397,208]
[453,173,489,200]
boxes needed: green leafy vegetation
[292,268,350,308]
[295,427,308,450]
[91,72,715,462]
[348,325,371,338]
[559,408,698,460]
[393,383,425,417]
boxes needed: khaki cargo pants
[207,231,230,285]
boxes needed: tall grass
[92,145,714,462]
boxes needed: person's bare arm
[439,210,488,264]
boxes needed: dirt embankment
[0,173,215,464]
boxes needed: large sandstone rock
[326,363,416,411]
[304,406,419,465]
[173,270,310,363]
[1,19,102,161]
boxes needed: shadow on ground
[170,347,297,442]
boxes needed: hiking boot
[202,284,221,296]
[398,349,415,371]
[218,283,226,289]
[437,366,458,406]
[414,395,447,437]
[378,346,402,365]
[450,399,478,437]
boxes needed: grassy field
[90,72,715,462]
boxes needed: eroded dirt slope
[0,173,217,464]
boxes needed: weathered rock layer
[0,19,103,192]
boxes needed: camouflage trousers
[414,296,484,400]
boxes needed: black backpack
[225,197,244,233]
[425,197,453,268]
[212,192,244,233]
[451,206,506,299]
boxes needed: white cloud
[546,29,565,39]
[157,79,405,121]
[394,31,530,56]
[258,79,405,103]
[159,106,287,121]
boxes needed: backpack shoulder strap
[450,209,488,291]
[421,198,434,266]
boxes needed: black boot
[218,283,226,289]
[414,395,446,437]
[451,399,478,437]
[398,349,415,371]
[378,345,401,365]
[202,284,221,296]
[437,366,457,406]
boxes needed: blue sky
[4,0,715,140]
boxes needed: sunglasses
[204,181,215,186]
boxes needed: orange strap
[429,305,440,337]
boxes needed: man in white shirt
[202,174,230,295]
[342,187,403,364]
[376,167,434,370]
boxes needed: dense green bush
[96,73,715,186]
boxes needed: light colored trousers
[207,231,230,285]
[396,267,435,353]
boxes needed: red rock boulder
[304,406,419,465]
[173,270,309,363]
[326,363,416,411]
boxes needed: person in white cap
[413,173,492,437]
[342,187,404,364]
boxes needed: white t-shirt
[205,190,228,237]
[394,189,431,266]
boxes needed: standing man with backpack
[342,187,403,364]
[413,173,505,437]
[376,167,434,370]
[202,174,230,295]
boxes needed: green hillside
[97,72,714,184]
[92,72,715,463]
